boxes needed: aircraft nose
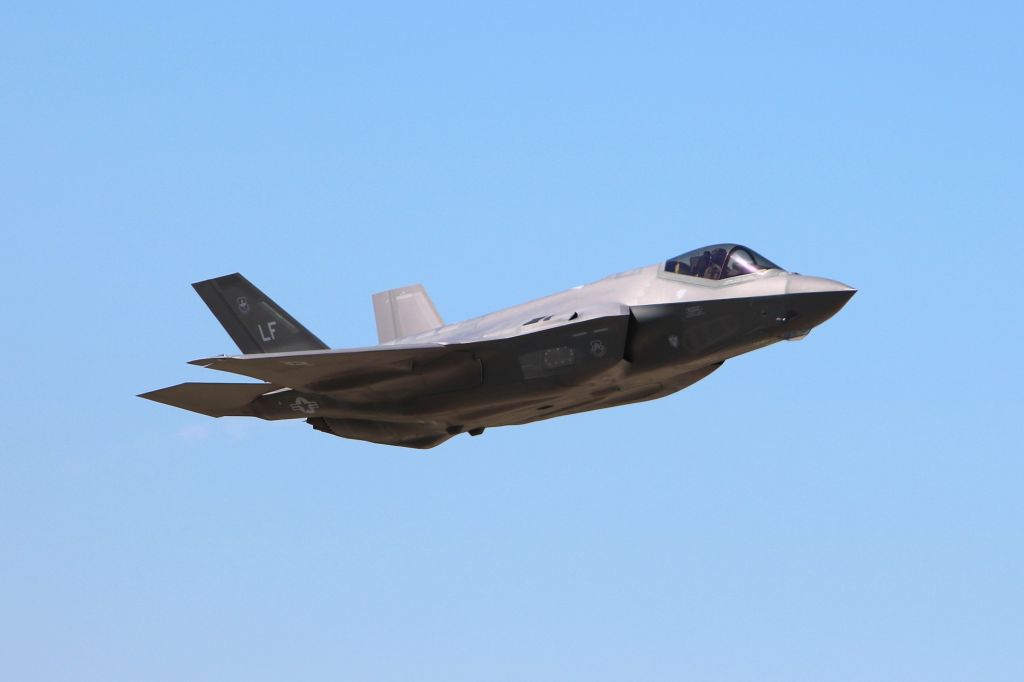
[780,275,856,335]
[786,275,856,297]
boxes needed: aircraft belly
[379,314,632,422]
[215,301,782,442]
[482,362,723,428]
[429,295,790,430]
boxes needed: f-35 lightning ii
[140,244,855,448]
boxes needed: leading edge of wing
[188,343,453,388]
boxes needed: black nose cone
[782,284,856,333]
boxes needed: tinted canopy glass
[664,244,781,281]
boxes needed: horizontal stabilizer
[139,382,278,417]
[372,284,443,343]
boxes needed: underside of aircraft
[141,244,855,448]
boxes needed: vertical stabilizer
[192,273,328,354]
[372,284,443,343]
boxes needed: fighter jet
[140,244,855,448]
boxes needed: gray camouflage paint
[140,253,855,448]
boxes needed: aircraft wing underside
[190,310,634,397]
[189,343,456,393]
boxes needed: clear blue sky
[2,2,1021,680]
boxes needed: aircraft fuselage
[141,245,855,448]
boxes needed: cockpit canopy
[664,244,782,281]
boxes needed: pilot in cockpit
[665,244,782,282]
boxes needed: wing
[188,343,475,395]
[191,310,632,399]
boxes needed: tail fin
[372,284,443,343]
[192,273,328,354]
